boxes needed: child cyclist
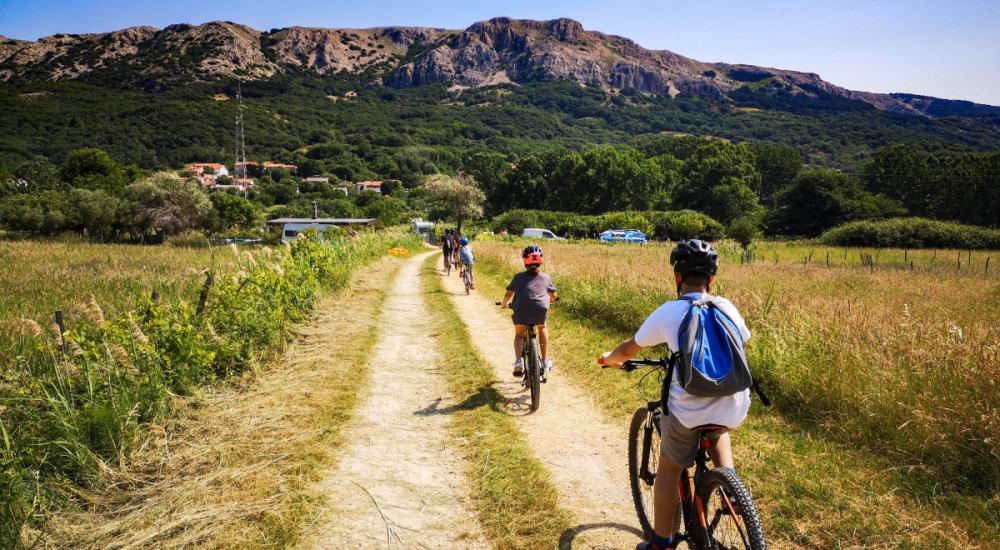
[499,245,557,377]
[458,236,475,289]
[598,239,752,550]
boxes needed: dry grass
[473,239,1000,548]
[33,258,402,549]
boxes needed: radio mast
[234,80,247,180]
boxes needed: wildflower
[243,251,257,267]
[230,243,239,257]
[127,313,149,345]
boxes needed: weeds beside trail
[473,241,999,548]
[421,255,573,549]
[1,231,422,548]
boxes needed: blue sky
[1,0,998,104]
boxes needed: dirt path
[440,270,642,549]
[308,252,487,549]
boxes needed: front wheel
[698,469,766,549]
[526,337,542,411]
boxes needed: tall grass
[0,231,421,548]
[473,240,1000,497]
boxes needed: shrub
[819,217,1000,249]
[646,210,725,241]
[594,211,653,236]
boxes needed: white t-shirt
[633,292,752,429]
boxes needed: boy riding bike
[458,236,475,289]
[598,239,753,550]
[499,245,557,377]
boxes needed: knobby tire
[698,469,766,550]
[527,336,542,411]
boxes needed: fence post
[910,260,914,271]
[985,257,990,275]
[144,290,160,320]
[196,272,214,315]
[904,248,908,263]
[826,251,830,268]
[54,310,66,354]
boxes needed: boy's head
[670,239,718,294]
[522,244,543,272]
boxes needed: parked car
[522,227,566,240]
[599,229,647,244]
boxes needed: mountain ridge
[1,17,997,118]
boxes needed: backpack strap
[751,379,771,407]
[661,351,680,415]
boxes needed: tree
[209,191,262,232]
[750,143,801,208]
[727,217,760,250]
[380,179,403,196]
[0,190,72,234]
[125,172,212,235]
[8,157,62,194]
[676,142,763,225]
[67,188,124,239]
[424,173,485,235]
[769,169,905,236]
[60,148,125,193]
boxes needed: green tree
[0,190,72,234]
[125,172,212,235]
[676,142,763,225]
[769,169,905,236]
[67,188,124,239]
[60,148,125,193]
[9,157,62,194]
[209,191,262,232]
[424,173,485,235]
[750,142,802,208]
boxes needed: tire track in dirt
[440,268,642,549]
[308,252,487,549]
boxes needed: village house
[183,163,229,187]
[303,176,330,184]
[355,180,383,193]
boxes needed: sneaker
[544,359,554,373]
[635,540,674,550]
[512,359,524,377]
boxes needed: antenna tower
[234,80,247,180]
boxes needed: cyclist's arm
[597,337,642,368]
[547,290,557,305]
[499,290,514,308]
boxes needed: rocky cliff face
[0,17,994,116]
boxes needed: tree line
[463,138,999,237]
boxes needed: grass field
[473,238,999,547]
[0,240,237,323]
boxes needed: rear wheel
[527,337,542,411]
[698,469,766,549]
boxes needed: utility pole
[234,80,247,182]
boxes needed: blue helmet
[460,237,469,246]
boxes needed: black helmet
[670,239,718,277]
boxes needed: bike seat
[691,424,727,433]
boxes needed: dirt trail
[309,252,487,549]
[441,269,642,549]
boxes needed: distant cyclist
[499,245,557,377]
[458,236,475,289]
[441,229,457,273]
[598,239,753,550]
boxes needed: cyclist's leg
[653,457,683,541]
[707,430,734,469]
[537,324,548,361]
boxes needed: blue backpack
[674,296,753,397]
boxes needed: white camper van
[522,228,565,240]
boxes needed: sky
[1,0,998,105]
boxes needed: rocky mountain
[1,17,996,117]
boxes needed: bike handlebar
[603,357,668,372]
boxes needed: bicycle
[496,301,543,411]
[442,250,452,276]
[607,357,767,550]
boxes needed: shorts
[659,412,727,468]
[511,305,548,326]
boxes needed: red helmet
[522,245,543,267]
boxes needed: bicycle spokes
[706,487,751,549]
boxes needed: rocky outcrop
[1,17,996,116]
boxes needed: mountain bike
[442,250,452,276]
[608,357,767,550]
[496,302,543,411]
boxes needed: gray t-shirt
[506,270,556,325]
